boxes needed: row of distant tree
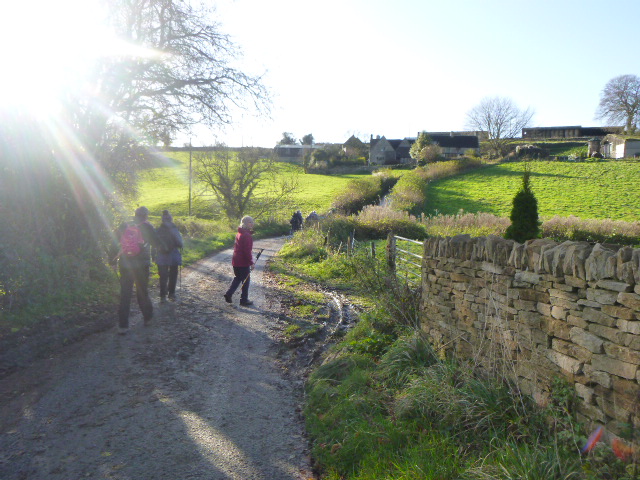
[278,132,315,146]
[276,74,640,160]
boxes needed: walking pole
[240,248,264,289]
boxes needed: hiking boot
[168,293,176,302]
[144,315,153,326]
[223,294,232,304]
[239,299,253,306]
[160,296,167,303]
[117,326,129,335]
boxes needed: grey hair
[240,216,254,229]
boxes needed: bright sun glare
[0,0,156,116]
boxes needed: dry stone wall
[420,235,640,435]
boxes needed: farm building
[369,132,480,165]
[601,134,640,158]
[522,125,623,139]
[369,136,413,165]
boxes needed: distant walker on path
[289,210,303,233]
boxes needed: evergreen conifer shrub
[504,164,540,243]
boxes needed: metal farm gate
[386,234,423,286]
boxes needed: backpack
[120,224,144,256]
[156,224,175,254]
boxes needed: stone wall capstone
[420,235,640,435]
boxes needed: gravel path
[0,237,314,480]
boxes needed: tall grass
[355,206,426,240]
[420,211,640,246]
[421,211,510,238]
[542,215,640,246]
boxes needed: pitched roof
[344,135,365,147]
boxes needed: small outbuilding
[601,134,640,158]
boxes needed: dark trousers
[225,266,251,301]
[158,265,179,297]
[118,262,153,328]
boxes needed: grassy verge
[270,226,637,480]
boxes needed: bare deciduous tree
[466,97,534,157]
[194,145,299,220]
[596,74,640,133]
[73,0,269,190]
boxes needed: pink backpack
[119,224,144,256]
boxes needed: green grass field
[137,154,640,223]
[425,160,640,221]
[136,152,367,219]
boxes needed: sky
[1,0,638,149]
[188,0,640,148]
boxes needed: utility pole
[188,138,192,216]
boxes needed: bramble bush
[355,206,427,239]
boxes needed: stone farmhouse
[368,136,413,164]
[369,132,481,165]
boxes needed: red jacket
[231,227,254,267]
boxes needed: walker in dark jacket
[155,210,184,302]
[290,210,303,233]
[223,216,255,306]
[114,206,162,334]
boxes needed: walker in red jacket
[223,216,256,306]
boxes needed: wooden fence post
[370,241,375,258]
[386,232,396,272]
[347,230,355,256]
